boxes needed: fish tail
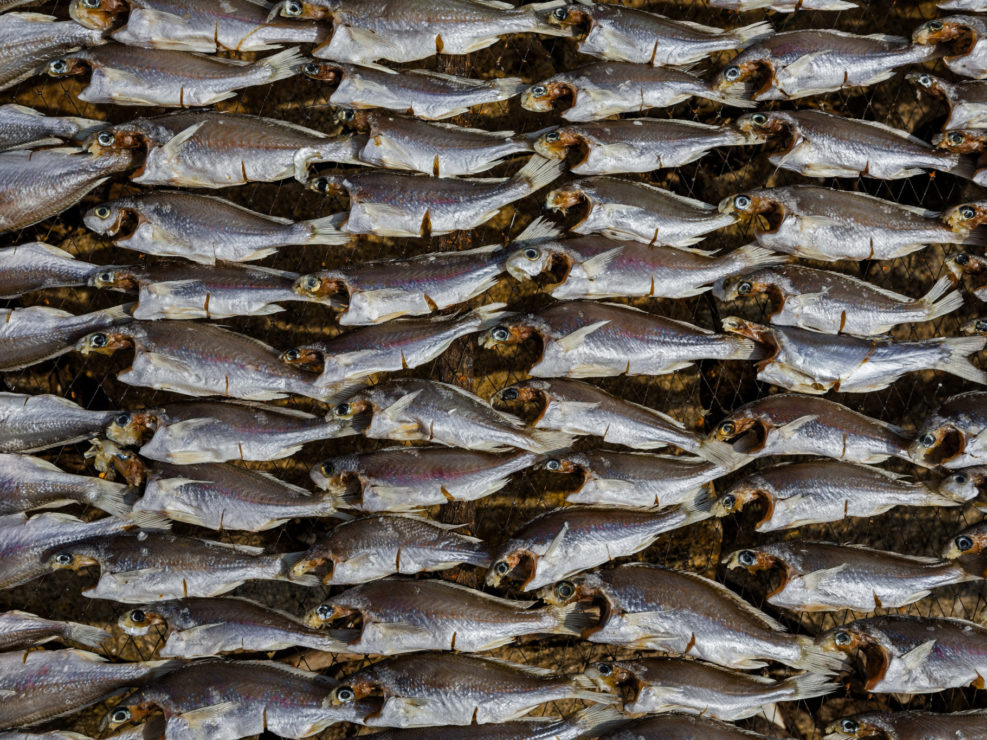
[731,20,774,46]
[723,336,765,361]
[279,551,322,586]
[304,213,351,245]
[528,429,576,454]
[697,436,750,471]
[260,47,305,83]
[961,226,987,249]
[918,276,965,322]
[515,215,563,243]
[934,335,987,384]
[568,706,627,735]
[795,635,847,674]
[712,88,756,109]
[63,621,111,648]
[570,675,619,704]
[781,670,840,700]
[945,153,977,180]
[468,302,509,330]
[90,478,132,518]
[510,155,565,197]
[549,601,598,636]
[729,244,788,272]
[490,76,528,99]
[125,511,172,532]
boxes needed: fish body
[909,70,987,129]
[546,177,735,247]
[0,243,103,298]
[910,390,987,468]
[826,709,987,740]
[914,15,987,79]
[0,104,101,152]
[0,304,132,371]
[0,610,108,651]
[0,453,127,516]
[290,514,491,585]
[602,714,793,739]
[714,460,972,532]
[365,707,619,740]
[0,393,119,453]
[486,506,698,592]
[0,12,105,90]
[710,0,856,10]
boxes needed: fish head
[824,715,883,739]
[935,468,983,503]
[946,251,987,281]
[961,317,987,337]
[914,17,979,55]
[542,454,581,476]
[47,549,99,572]
[545,4,591,33]
[304,602,356,629]
[479,315,541,350]
[106,409,160,449]
[301,60,345,87]
[310,457,362,496]
[718,191,781,232]
[711,480,768,521]
[713,60,764,94]
[485,548,536,588]
[334,107,370,132]
[815,623,871,657]
[584,661,640,704]
[545,184,586,215]
[906,71,949,99]
[75,329,133,357]
[723,547,779,576]
[277,0,336,20]
[908,423,965,467]
[816,623,887,688]
[326,680,373,708]
[87,436,147,485]
[70,0,128,30]
[308,174,348,198]
[711,413,763,451]
[734,111,787,144]
[88,266,140,291]
[85,127,147,156]
[84,200,138,239]
[46,56,89,80]
[521,81,574,114]
[118,605,166,636]
[280,345,326,374]
[934,129,987,154]
[491,381,547,421]
[534,127,580,159]
[293,272,349,305]
[716,272,777,305]
[942,521,987,559]
[291,549,337,583]
[104,702,157,731]
[505,240,563,282]
[329,396,373,428]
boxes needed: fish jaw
[521,81,573,113]
[70,0,128,30]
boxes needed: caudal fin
[305,213,351,246]
[918,276,965,321]
[732,20,774,45]
[63,620,111,648]
[781,670,840,700]
[261,47,304,83]
[549,600,597,636]
[510,155,565,196]
[728,244,788,273]
[934,335,987,384]
[795,634,848,674]
[90,478,131,518]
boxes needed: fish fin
[467,301,509,329]
[543,519,571,563]
[934,335,987,384]
[920,277,965,321]
[731,244,787,271]
[303,214,351,246]
[799,563,848,592]
[63,621,111,648]
[515,216,563,243]
[795,635,847,674]
[556,320,611,352]
[948,155,976,181]
[774,414,818,440]
[550,601,598,636]
[900,638,938,671]
[697,437,750,471]
[90,479,131,518]
[180,701,240,730]
[126,510,172,531]
[572,689,619,705]
[380,388,423,423]
[732,20,774,44]
[66,648,109,663]
[529,430,577,454]
[783,671,839,699]
[259,46,304,83]
[579,247,623,279]
[480,655,556,676]
[509,155,565,195]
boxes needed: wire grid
[1,0,986,737]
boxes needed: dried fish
[717,264,964,336]
[546,177,735,247]
[302,61,525,120]
[0,243,103,299]
[714,460,973,532]
[311,447,538,512]
[600,714,790,740]
[522,62,752,121]
[0,104,101,152]
[914,15,987,79]
[909,70,987,129]
[0,12,104,91]
[711,0,856,10]
[0,453,127,516]
[308,155,562,237]
[0,393,120,454]
[365,706,621,740]
[910,391,987,468]
[826,710,987,740]
[486,506,699,591]
[289,514,491,585]
[0,610,108,650]
[0,304,132,372]
[542,563,842,672]
[47,44,301,107]
[481,301,760,379]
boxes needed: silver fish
[481,300,760,379]
[0,12,104,90]
[910,391,987,468]
[0,243,104,299]
[364,706,621,740]
[542,562,841,672]
[0,392,120,453]
[0,104,101,152]
[826,709,987,740]
[722,316,987,393]
[521,62,752,122]
[332,379,571,453]
[486,506,700,592]
[714,460,973,532]
[735,109,972,179]
[308,155,562,237]
[717,264,964,336]
[710,0,856,10]
[546,177,736,247]
[311,446,538,512]
[83,191,347,265]
[535,118,749,176]
[0,304,131,371]
[725,541,978,612]
[0,610,108,650]
[0,453,127,516]
[301,60,525,120]
[0,147,135,233]
[289,514,491,585]
[601,714,793,740]
[909,70,987,129]
[47,44,301,107]
[914,15,987,80]
[548,3,770,66]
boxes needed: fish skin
[714,460,973,532]
[0,147,135,233]
[117,597,345,658]
[546,177,736,247]
[0,304,132,372]
[0,393,120,454]
[825,709,987,740]
[710,0,856,9]
[521,61,753,121]
[0,453,128,516]
[311,446,538,512]
[914,15,987,79]
[717,264,964,337]
[0,104,102,152]
[910,390,987,468]
[486,506,700,592]
[909,70,987,129]
[48,43,302,107]
[290,514,492,585]
[725,541,977,612]
[816,616,987,693]
[0,610,109,651]
[365,706,623,740]
[0,12,105,91]
[601,713,792,740]
[302,60,526,120]
[0,243,104,298]
[0,649,175,730]
[719,185,981,261]
[542,563,841,672]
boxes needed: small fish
[735,109,972,179]
[293,244,505,325]
[0,243,104,299]
[934,130,987,185]
[87,110,364,187]
[48,531,318,602]
[909,391,987,468]
[586,657,834,721]
[542,562,841,672]
[943,520,987,575]
[543,449,728,510]
[725,541,977,612]
[0,453,127,517]
[282,305,504,386]
[722,316,987,393]
[719,185,981,261]
[546,177,736,247]
[0,649,173,730]
[0,147,135,233]
[365,706,621,740]
[0,12,105,90]
[0,392,120,454]
[289,514,491,585]
[308,155,562,237]
[521,62,752,121]
[481,300,760,379]
[535,119,748,176]
[914,15,987,79]
[601,714,791,740]
[306,577,587,654]
[816,616,987,693]
[710,0,857,10]
[0,610,108,650]
[312,447,537,512]
[302,60,525,120]
[0,104,101,152]
[548,3,770,66]
[326,652,609,727]
[84,191,347,265]
[118,597,345,658]
[47,44,301,107]
[714,460,973,532]
[486,506,699,592]
[909,70,987,129]
[71,0,326,53]
[75,320,335,402]
[715,30,935,101]
[0,304,132,372]
[717,264,963,336]
[711,394,915,465]
[826,709,987,740]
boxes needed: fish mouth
[917,21,978,57]
[911,425,964,466]
[934,130,986,154]
[546,6,591,35]
[70,0,128,30]
[491,383,546,423]
[521,82,574,114]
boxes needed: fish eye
[316,604,333,620]
[96,131,115,147]
[531,85,547,96]
[312,177,331,194]
[303,62,321,77]
[493,561,511,575]
[720,493,736,509]
[751,112,767,125]
[129,609,146,624]
[335,686,354,703]
[917,73,932,87]
[111,709,131,724]
[283,0,304,15]
[833,630,851,646]
[737,281,753,295]
[97,271,115,284]
[94,207,112,220]
[334,403,350,417]
[724,65,741,81]
[114,413,131,426]
[54,553,73,566]
[960,205,977,219]
[733,194,752,211]
[491,326,511,342]
[319,461,334,476]
[81,0,102,6]
[48,59,68,75]
[500,387,519,401]
[929,20,944,31]
[545,131,560,142]
[89,333,108,348]
[920,433,937,447]
[840,719,859,733]
[596,663,613,676]
[554,581,574,599]
[977,320,987,332]
[956,253,971,265]
[718,420,736,436]
[953,472,969,484]
[339,108,354,121]
[949,131,967,146]
[738,550,757,566]
[956,535,974,551]
[552,6,567,19]
[284,348,301,361]
[523,247,540,261]
[302,275,321,291]
[545,458,562,471]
